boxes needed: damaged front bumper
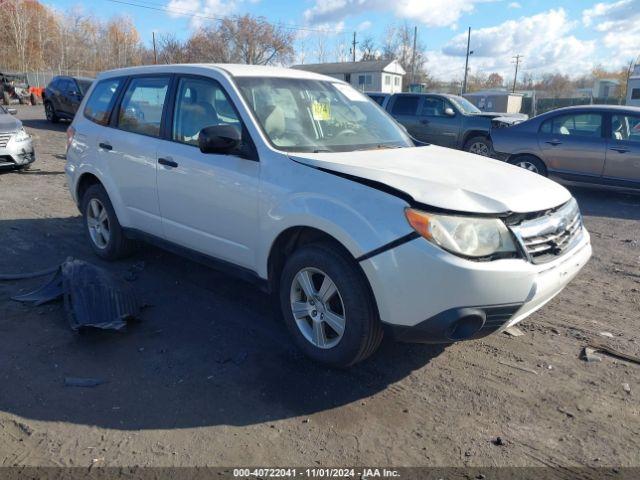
[0,133,36,168]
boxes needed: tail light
[66,126,76,152]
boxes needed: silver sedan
[0,105,35,170]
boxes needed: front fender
[256,168,414,278]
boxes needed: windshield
[235,77,413,152]
[77,79,93,95]
[449,96,481,114]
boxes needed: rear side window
[369,95,385,106]
[84,78,122,126]
[117,76,170,137]
[612,114,640,143]
[632,89,640,100]
[391,96,419,115]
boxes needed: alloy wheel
[86,198,111,249]
[516,161,539,173]
[289,267,346,349]
[45,103,52,121]
[469,141,490,156]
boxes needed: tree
[359,37,379,61]
[486,73,504,89]
[219,15,294,65]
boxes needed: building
[593,79,620,98]
[463,89,524,114]
[627,63,640,107]
[291,60,406,93]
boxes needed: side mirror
[199,124,241,155]
[444,107,455,117]
[7,108,17,115]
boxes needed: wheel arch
[76,172,103,210]
[462,129,490,147]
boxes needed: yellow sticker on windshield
[311,101,331,121]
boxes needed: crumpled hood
[474,112,528,124]
[0,113,21,133]
[289,145,571,214]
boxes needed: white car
[65,64,591,367]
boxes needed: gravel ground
[0,106,639,470]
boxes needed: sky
[45,0,640,81]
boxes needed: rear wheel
[279,242,383,368]
[509,155,547,176]
[464,135,492,157]
[45,101,59,123]
[81,184,136,260]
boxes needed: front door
[604,112,640,185]
[416,96,460,148]
[538,112,606,179]
[156,75,260,269]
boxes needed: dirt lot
[0,106,639,470]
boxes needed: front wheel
[279,242,383,368]
[464,135,492,157]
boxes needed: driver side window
[172,77,241,146]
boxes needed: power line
[105,0,350,36]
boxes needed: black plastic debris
[11,258,142,331]
[64,377,106,388]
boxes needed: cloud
[582,0,640,61]
[303,0,489,28]
[166,0,241,28]
[508,2,521,8]
[357,20,372,32]
[432,9,596,79]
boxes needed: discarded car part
[11,269,63,305]
[580,346,602,363]
[588,341,640,365]
[11,258,142,331]
[64,377,105,387]
[0,265,59,281]
[62,259,141,331]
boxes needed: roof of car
[54,75,95,82]
[97,64,334,82]
[539,104,640,115]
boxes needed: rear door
[603,112,640,186]
[416,96,460,147]
[538,112,606,179]
[98,75,171,237]
[387,95,422,140]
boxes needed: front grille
[0,133,11,148]
[511,199,583,264]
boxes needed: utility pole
[512,54,523,93]
[410,26,418,85]
[351,32,358,62]
[462,27,471,94]
[152,31,158,65]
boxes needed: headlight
[12,128,30,143]
[405,208,517,259]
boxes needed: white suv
[65,64,591,367]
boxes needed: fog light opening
[449,313,485,340]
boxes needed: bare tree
[1,0,32,72]
[359,37,379,61]
[219,15,294,65]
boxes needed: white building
[291,60,406,93]
[627,63,640,107]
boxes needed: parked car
[0,71,32,105]
[43,76,94,123]
[366,92,390,107]
[378,92,527,155]
[491,105,640,190]
[0,104,35,170]
[65,65,591,367]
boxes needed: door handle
[98,142,112,151]
[609,147,630,153]
[158,157,178,168]
[545,140,562,146]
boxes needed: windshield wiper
[312,148,332,153]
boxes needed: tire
[279,242,383,368]
[81,184,136,260]
[30,93,37,106]
[2,91,10,106]
[508,155,547,176]
[44,101,59,123]
[464,135,492,157]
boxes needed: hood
[0,113,21,133]
[289,145,571,215]
[474,112,528,125]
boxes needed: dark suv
[43,76,93,123]
[377,93,527,156]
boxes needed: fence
[521,96,625,116]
